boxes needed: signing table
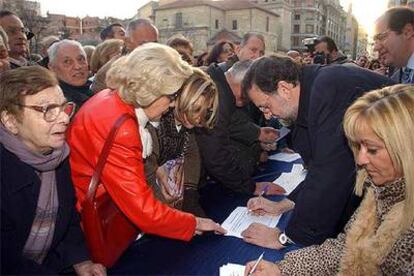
[109,158,303,275]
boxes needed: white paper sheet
[219,263,245,276]
[276,126,290,142]
[273,164,307,195]
[221,207,281,238]
[268,152,301,162]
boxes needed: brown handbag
[80,113,140,268]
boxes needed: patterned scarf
[0,125,69,264]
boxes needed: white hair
[226,60,253,83]
[47,39,86,65]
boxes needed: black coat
[195,64,261,194]
[1,145,90,274]
[59,80,93,112]
[286,64,395,246]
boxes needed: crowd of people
[1,5,413,276]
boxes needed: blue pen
[260,184,269,196]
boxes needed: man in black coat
[195,61,280,195]
[240,56,394,248]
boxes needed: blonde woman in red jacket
[67,43,225,249]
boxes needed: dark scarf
[0,125,69,263]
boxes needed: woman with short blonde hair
[106,42,193,107]
[90,39,123,74]
[68,43,225,265]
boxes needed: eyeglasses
[16,101,76,122]
[5,27,34,39]
[168,92,179,101]
[373,30,390,43]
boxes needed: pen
[248,252,264,276]
[259,185,269,197]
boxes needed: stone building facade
[252,0,293,51]
[289,0,347,52]
[152,0,280,54]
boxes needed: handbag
[80,113,140,268]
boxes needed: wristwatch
[278,232,295,246]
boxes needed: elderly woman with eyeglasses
[0,66,105,275]
[67,43,225,263]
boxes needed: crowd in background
[1,5,413,276]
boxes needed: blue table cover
[109,158,303,275]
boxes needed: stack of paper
[268,152,301,162]
[219,263,245,276]
[221,207,281,238]
[273,164,307,195]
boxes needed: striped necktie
[401,67,413,84]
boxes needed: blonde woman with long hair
[244,84,414,275]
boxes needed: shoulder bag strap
[86,113,134,201]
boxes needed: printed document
[221,207,281,238]
[273,164,307,195]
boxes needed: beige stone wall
[225,9,252,33]
[159,28,210,55]
[156,6,212,29]
[155,5,280,54]
[138,4,154,20]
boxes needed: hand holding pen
[244,255,282,276]
[254,182,286,196]
[247,252,264,276]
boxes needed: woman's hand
[73,260,106,276]
[195,217,227,235]
[244,260,281,276]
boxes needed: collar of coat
[338,179,405,275]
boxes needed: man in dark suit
[240,56,394,248]
[374,7,414,84]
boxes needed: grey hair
[126,18,153,36]
[226,60,253,83]
[240,32,265,48]
[47,39,86,65]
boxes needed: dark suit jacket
[1,145,89,274]
[286,64,395,246]
[195,64,261,194]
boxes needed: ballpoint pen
[247,252,265,276]
[259,184,269,197]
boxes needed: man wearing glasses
[374,7,414,84]
[0,11,34,69]
[240,56,394,249]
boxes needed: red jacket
[67,89,196,241]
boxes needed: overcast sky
[37,0,388,36]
